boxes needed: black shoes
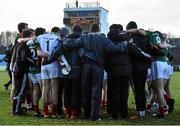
[167,98,175,113]
[34,112,42,117]
[3,84,8,90]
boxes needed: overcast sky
[0,0,180,37]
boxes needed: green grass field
[0,71,180,125]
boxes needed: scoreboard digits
[63,17,99,24]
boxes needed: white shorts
[168,65,173,77]
[151,61,169,80]
[103,70,107,80]
[146,68,152,82]
[29,73,42,84]
[41,61,60,80]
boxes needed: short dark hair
[17,22,28,33]
[90,23,99,33]
[72,24,83,33]
[35,27,46,36]
[29,28,35,33]
[109,24,117,31]
[22,29,33,38]
[109,24,123,32]
[60,27,70,38]
[116,24,123,32]
[51,27,60,33]
[126,21,137,30]
[108,29,122,42]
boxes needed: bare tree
[0,31,17,45]
[0,34,2,45]
[6,31,11,45]
[1,32,6,45]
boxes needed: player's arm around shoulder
[126,28,147,36]
[103,36,127,52]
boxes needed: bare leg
[164,79,172,97]
[50,78,59,116]
[153,79,165,108]
[33,84,41,105]
[42,79,50,104]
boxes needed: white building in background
[63,1,109,34]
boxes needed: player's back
[37,33,60,54]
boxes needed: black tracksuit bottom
[57,78,64,115]
[12,73,28,114]
[107,76,129,119]
[132,64,148,111]
[81,63,103,120]
[64,79,81,110]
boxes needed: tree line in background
[0,29,177,46]
[0,31,17,46]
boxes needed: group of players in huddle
[4,21,175,121]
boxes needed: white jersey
[37,33,60,55]
[37,33,61,79]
